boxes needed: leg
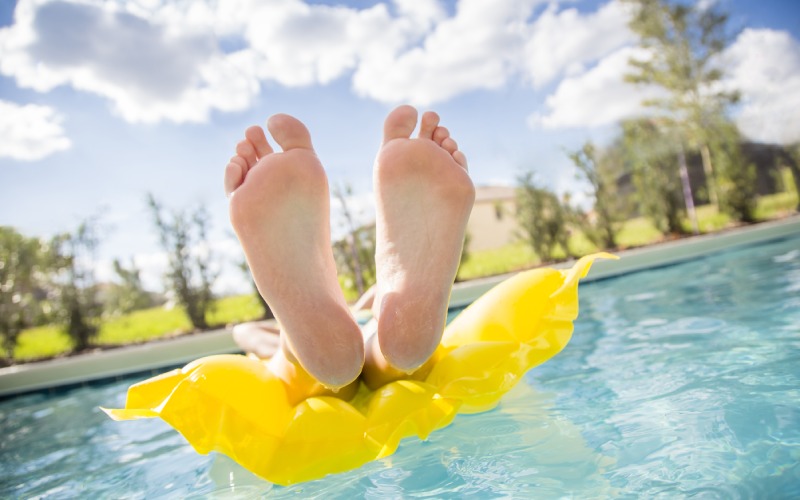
[364,105,475,387]
[225,114,364,390]
[231,321,280,359]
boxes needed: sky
[1,0,799,295]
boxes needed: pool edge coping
[2,214,798,398]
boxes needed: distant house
[466,186,521,252]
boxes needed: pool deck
[1,215,798,398]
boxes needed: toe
[383,105,418,143]
[245,126,273,159]
[235,140,257,168]
[224,155,248,196]
[442,137,458,155]
[267,113,314,152]
[453,150,468,170]
[432,126,449,146]
[418,111,440,140]
[224,160,245,197]
[229,155,249,177]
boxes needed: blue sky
[1,0,799,294]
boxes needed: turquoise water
[2,234,799,498]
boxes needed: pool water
[2,234,799,498]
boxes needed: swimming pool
[2,233,799,498]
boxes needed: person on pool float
[225,105,475,400]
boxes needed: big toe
[383,105,418,144]
[267,113,314,151]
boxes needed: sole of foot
[225,114,364,390]
[369,105,475,375]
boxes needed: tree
[515,172,571,263]
[621,119,687,234]
[147,194,216,330]
[787,143,800,212]
[624,0,755,222]
[237,259,274,320]
[332,225,377,299]
[0,227,49,362]
[105,258,157,316]
[568,141,625,249]
[455,232,471,281]
[50,220,103,352]
[709,121,757,222]
[332,183,376,298]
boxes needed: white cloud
[0,0,565,116]
[243,1,415,88]
[530,22,800,142]
[0,99,71,161]
[11,0,794,141]
[723,28,800,145]
[696,0,718,12]
[353,0,545,105]
[530,47,663,129]
[0,0,445,122]
[523,0,634,88]
[0,0,640,122]
[0,0,259,123]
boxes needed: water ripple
[2,235,800,498]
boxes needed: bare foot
[225,114,364,390]
[366,105,475,382]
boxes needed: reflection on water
[535,235,800,498]
[2,234,799,498]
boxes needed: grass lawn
[6,191,797,364]
[206,294,267,327]
[754,191,798,220]
[457,242,538,280]
[458,191,797,282]
[97,307,193,346]
[98,295,265,347]
[5,294,268,363]
[12,326,73,363]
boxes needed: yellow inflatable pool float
[103,253,615,485]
